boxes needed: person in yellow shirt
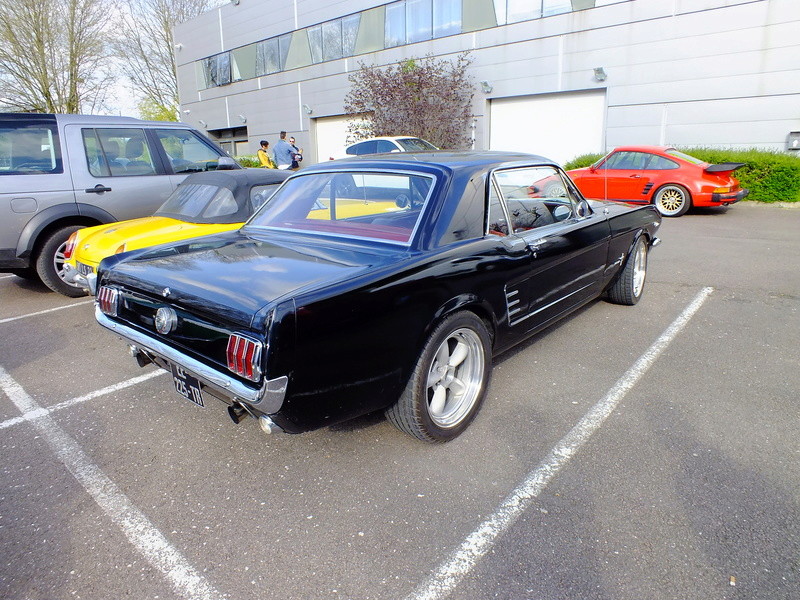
[257,140,276,168]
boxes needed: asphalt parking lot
[1,202,798,600]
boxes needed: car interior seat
[124,138,154,175]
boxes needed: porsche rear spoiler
[704,162,745,174]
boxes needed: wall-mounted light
[302,104,313,115]
[183,109,191,115]
[480,80,493,94]
[238,114,247,123]
[593,67,607,82]
[198,120,207,128]
[174,43,183,51]
[230,0,240,5]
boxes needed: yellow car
[62,169,290,295]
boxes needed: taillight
[712,187,731,194]
[226,334,262,381]
[97,286,119,317]
[64,232,78,260]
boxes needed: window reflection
[407,0,432,43]
[434,0,461,37]
[385,1,406,48]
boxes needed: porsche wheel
[386,311,492,443]
[607,236,648,305]
[654,184,691,217]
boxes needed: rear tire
[386,311,492,443]
[35,225,87,297]
[607,237,648,305]
[654,184,691,217]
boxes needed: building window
[407,0,433,43]
[203,53,231,87]
[434,0,462,37]
[385,2,406,48]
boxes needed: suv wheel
[36,225,87,297]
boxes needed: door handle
[528,238,549,257]
[629,174,641,178]
[86,184,112,193]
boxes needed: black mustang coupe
[94,152,661,442]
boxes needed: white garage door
[489,90,606,166]
[313,115,356,164]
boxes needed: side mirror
[216,156,237,170]
[576,199,592,218]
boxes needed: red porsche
[567,146,749,217]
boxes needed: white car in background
[330,136,438,160]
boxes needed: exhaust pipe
[227,402,250,424]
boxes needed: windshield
[396,138,438,152]
[156,183,238,221]
[246,170,434,244]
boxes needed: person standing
[273,131,295,170]
[289,136,303,170]
[257,140,276,168]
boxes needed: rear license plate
[170,363,204,407]
[77,261,94,276]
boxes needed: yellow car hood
[69,216,240,270]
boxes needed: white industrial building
[174,0,800,165]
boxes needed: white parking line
[0,370,167,431]
[0,365,224,600]
[0,300,94,324]
[407,286,714,600]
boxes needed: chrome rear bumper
[95,307,287,414]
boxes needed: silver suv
[0,113,238,296]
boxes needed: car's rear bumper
[711,189,749,204]
[95,307,288,415]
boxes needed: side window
[0,120,62,175]
[487,181,509,236]
[352,140,377,155]
[155,129,224,174]
[250,183,281,212]
[603,151,648,170]
[83,128,156,177]
[644,154,680,170]
[376,140,397,153]
[492,166,577,234]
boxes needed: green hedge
[235,155,261,168]
[564,149,800,203]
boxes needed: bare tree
[0,0,115,113]
[113,0,224,121]
[343,53,475,150]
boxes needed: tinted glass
[645,155,680,170]
[83,128,156,177]
[0,119,62,175]
[666,149,706,165]
[247,171,434,244]
[376,140,398,153]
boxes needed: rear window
[665,149,706,165]
[396,138,438,151]
[0,119,63,175]
[156,184,237,221]
[246,170,434,244]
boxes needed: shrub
[679,148,800,203]
[235,155,260,168]
[563,153,604,171]
[563,148,800,203]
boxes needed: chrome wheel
[385,311,492,442]
[654,184,690,217]
[425,328,485,428]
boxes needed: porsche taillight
[226,334,262,381]
[97,286,119,317]
[64,232,78,260]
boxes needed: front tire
[654,184,691,217]
[386,311,492,443]
[35,225,87,297]
[607,236,648,305]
